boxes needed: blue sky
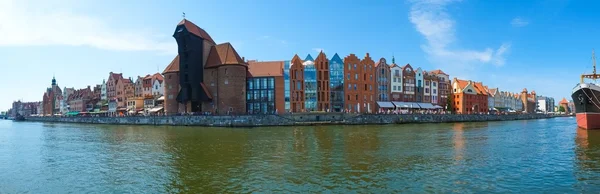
[0,0,595,111]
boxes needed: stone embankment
[24,113,561,127]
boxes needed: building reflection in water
[575,127,600,190]
[452,123,465,163]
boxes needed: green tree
[558,106,566,113]
[447,93,454,113]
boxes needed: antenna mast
[581,49,600,83]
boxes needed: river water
[1,117,598,193]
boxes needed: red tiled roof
[473,82,487,95]
[430,69,448,75]
[559,98,568,104]
[177,19,216,45]
[152,73,164,84]
[454,78,469,90]
[247,61,284,77]
[205,43,246,68]
[163,55,180,74]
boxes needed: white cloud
[313,48,325,53]
[0,0,175,54]
[511,17,529,27]
[408,0,510,70]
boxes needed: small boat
[13,113,25,121]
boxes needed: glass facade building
[329,53,344,112]
[303,54,317,111]
[284,60,291,112]
[246,77,276,114]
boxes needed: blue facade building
[304,54,317,111]
[329,53,344,112]
[284,60,291,112]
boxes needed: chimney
[242,57,245,62]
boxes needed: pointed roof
[304,54,314,62]
[315,51,328,62]
[205,43,246,68]
[177,19,216,44]
[559,98,569,104]
[163,55,180,74]
[430,69,448,75]
[330,53,342,63]
[390,64,400,68]
[291,54,303,65]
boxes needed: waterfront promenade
[24,113,559,127]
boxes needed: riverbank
[23,113,566,127]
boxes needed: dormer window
[467,89,473,92]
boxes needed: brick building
[430,70,450,108]
[452,78,488,114]
[289,55,305,112]
[116,78,133,108]
[401,64,416,102]
[42,77,63,116]
[203,43,247,115]
[163,55,180,115]
[343,53,376,113]
[106,72,123,100]
[314,52,330,111]
[162,19,247,115]
[520,88,537,113]
[246,60,285,114]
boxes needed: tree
[447,93,454,113]
[558,106,566,113]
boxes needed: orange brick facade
[289,55,305,112]
[315,52,330,111]
[452,78,489,114]
[343,53,376,113]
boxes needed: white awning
[433,105,443,109]
[392,102,421,109]
[157,96,165,101]
[417,103,435,109]
[376,101,395,108]
[149,107,164,113]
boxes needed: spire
[51,75,56,86]
[392,55,395,64]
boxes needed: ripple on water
[2,118,599,193]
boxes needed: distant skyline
[0,0,595,111]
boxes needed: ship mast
[581,49,600,83]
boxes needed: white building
[415,67,424,102]
[101,79,107,101]
[537,96,555,113]
[152,79,164,96]
[390,64,403,99]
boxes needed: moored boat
[573,50,600,129]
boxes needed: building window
[433,82,437,87]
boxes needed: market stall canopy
[376,101,395,108]
[417,103,435,109]
[149,107,164,113]
[392,102,421,109]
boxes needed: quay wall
[24,113,558,127]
